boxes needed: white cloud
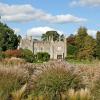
[0,2,86,23]
[0,3,33,15]
[88,29,97,38]
[70,0,100,7]
[27,26,64,37]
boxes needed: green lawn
[67,59,96,64]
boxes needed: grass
[0,64,29,100]
[66,88,92,100]
[67,59,99,64]
[28,63,84,98]
[11,84,27,100]
[0,58,100,100]
[27,88,92,100]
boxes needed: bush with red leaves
[4,49,22,58]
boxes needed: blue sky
[0,0,100,38]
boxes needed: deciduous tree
[96,31,100,59]
[0,22,20,51]
[75,27,96,60]
[41,31,64,41]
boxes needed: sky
[0,0,100,38]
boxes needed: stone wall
[20,36,67,59]
[19,36,34,52]
[33,39,67,59]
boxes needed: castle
[19,36,67,59]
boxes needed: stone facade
[19,36,67,59]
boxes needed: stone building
[19,36,67,59]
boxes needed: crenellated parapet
[19,36,67,59]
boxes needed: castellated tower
[19,35,67,59]
[19,36,34,52]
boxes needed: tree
[67,34,75,45]
[67,34,77,58]
[77,35,96,59]
[67,44,78,56]
[41,33,47,41]
[96,31,100,59]
[0,22,20,51]
[18,35,22,42]
[75,27,88,49]
[60,34,64,41]
[41,31,60,41]
[75,27,96,60]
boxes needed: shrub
[67,44,78,56]
[2,57,25,65]
[20,49,34,63]
[0,52,6,60]
[35,52,50,62]
[29,63,84,99]
[4,49,21,58]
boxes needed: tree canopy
[96,31,100,59]
[41,31,64,41]
[0,22,20,51]
[67,34,77,58]
[75,27,96,60]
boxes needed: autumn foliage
[4,49,22,58]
